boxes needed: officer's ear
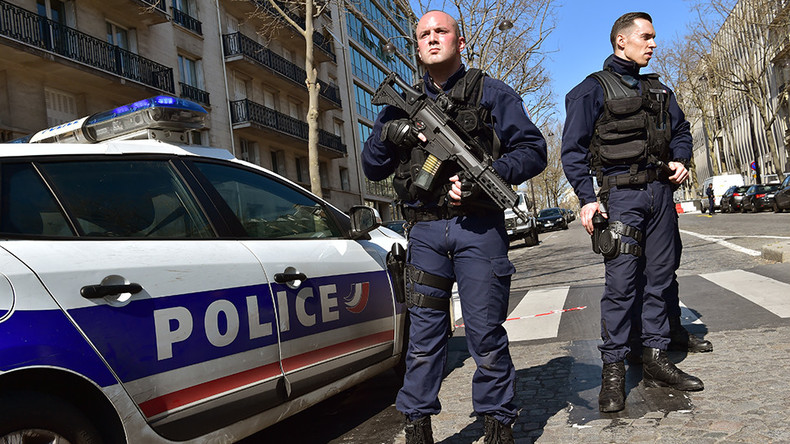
[457,35,466,52]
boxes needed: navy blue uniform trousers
[396,214,518,424]
[600,180,677,364]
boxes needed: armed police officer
[362,10,546,444]
[561,12,704,413]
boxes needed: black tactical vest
[392,69,499,205]
[589,69,672,182]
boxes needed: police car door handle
[80,283,143,299]
[273,272,307,283]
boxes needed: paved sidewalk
[392,326,790,443]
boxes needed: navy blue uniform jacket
[362,65,547,206]
[561,55,693,207]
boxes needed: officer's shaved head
[610,12,653,51]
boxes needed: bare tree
[688,0,789,182]
[249,0,332,197]
[414,0,558,127]
[531,120,566,209]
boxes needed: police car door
[0,158,284,440]
[190,160,397,398]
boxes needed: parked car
[773,175,790,212]
[0,97,407,443]
[537,207,568,232]
[741,184,779,213]
[384,219,407,237]
[720,185,750,213]
[700,174,745,213]
[504,191,539,247]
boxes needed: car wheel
[0,391,102,444]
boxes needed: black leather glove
[458,172,481,200]
[380,119,420,149]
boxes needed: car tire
[0,391,102,444]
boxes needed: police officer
[561,12,704,413]
[362,11,546,444]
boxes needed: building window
[239,138,259,164]
[178,54,209,105]
[271,150,285,176]
[295,157,309,183]
[172,0,202,34]
[106,21,130,50]
[340,167,350,191]
[44,88,77,127]
[319,161,329,188]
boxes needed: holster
[386,243,407,303]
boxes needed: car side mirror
[349,205,381,240]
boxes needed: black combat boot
[642,347,704,391]
[483,415,514,444]
[598,361,626,412]
[404,415,434,444]
[669,315,713,353]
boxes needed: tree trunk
[304,1,322,198]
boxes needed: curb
[762,241,790,262]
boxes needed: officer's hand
[448,175,463,206]
[667,161,689,185]
[580,202,605,235]
[380,119,423,149]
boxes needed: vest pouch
[599,139,646,164]
[597,115,647,141]
[606,96,643,116]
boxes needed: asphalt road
[241,210,790,443]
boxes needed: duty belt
[604,168,664,188]
[402,205,491,223]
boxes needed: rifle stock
[372,72,529,222]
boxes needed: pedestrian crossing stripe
[699,270,790,318]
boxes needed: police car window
[0,163,74,237]
[38,160,214,238]
[193,162,343,239]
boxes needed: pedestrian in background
[706,183,715,215]
[561,11,704,413]
[362,10,547,443]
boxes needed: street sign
[750,161,757,170]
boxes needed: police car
[0,97,407,443]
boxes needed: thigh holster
[597,221,643,259]
[404,264,454,312]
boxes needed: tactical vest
[589,69,672,184]
[392,68,499,205]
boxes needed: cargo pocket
[488,256,516,324]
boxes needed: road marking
[679,229,761,256]
[679,300,703,325]
[699,270,790,318]
[503,286,570,341]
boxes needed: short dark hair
[610,12,653,51]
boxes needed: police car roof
[0,139,236,160]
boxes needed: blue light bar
[27,96,207,144]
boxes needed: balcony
[222,32,341,107]
[230,99,346,157]
[0,0,174,93]
[104,0,169,26]
[171,6,202,35]
[179,82,209,106]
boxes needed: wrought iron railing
[171,6,202,35]
[179,82,209,105]
[230,99,346,155]
[222,32,341,106]
[0,0,173,92]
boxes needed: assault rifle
[372,72,529,222]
